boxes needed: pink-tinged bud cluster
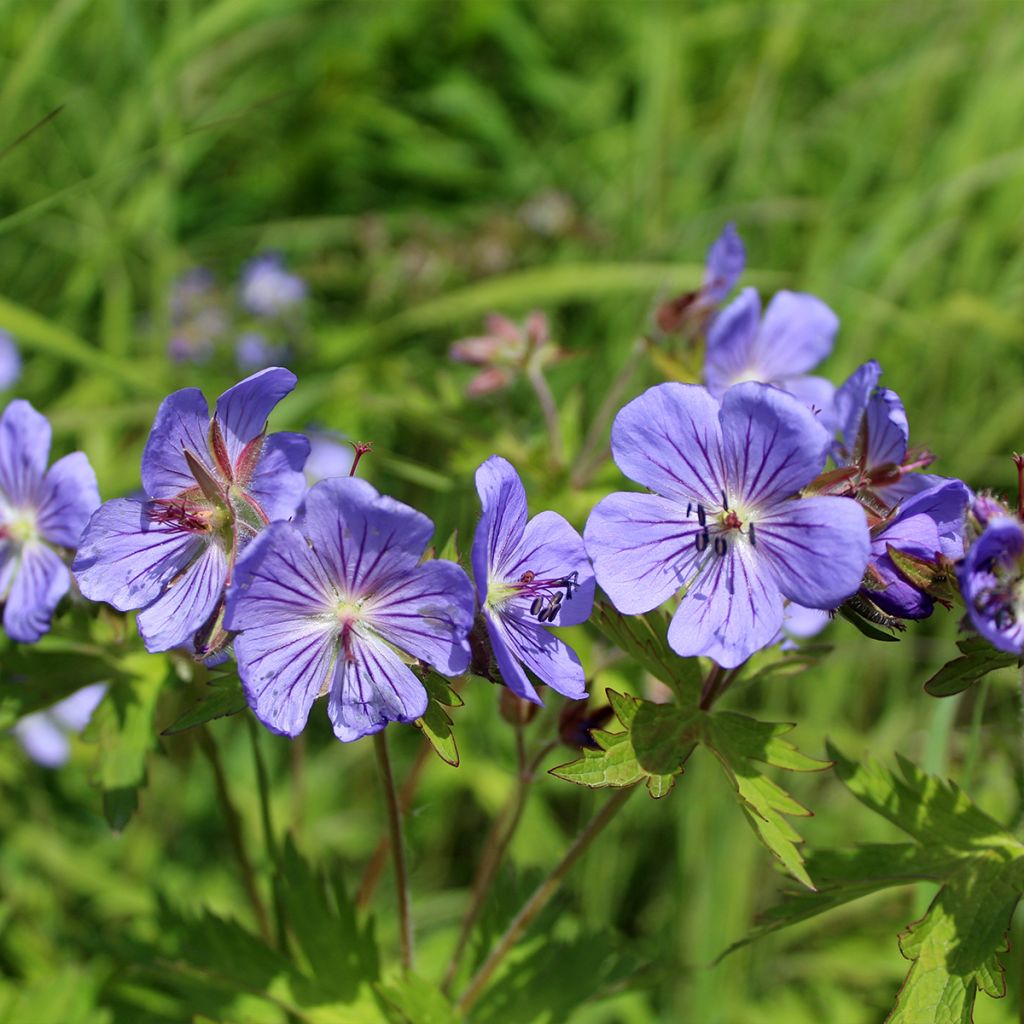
[450,311,561,396]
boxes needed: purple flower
[866,480,970,619]
[73,369,309,657]
[703,222,746,305]
[236,331,287,373]
[0,401,99,642]
[584,383,870,668]
[0,330,21,390]
[832,361,940,511]
[958,516,1024,654]
[241,254,307,317]
[168,269,227,364]
[473,456,595,704]
[703,288,839,424]
[13,683,106,768]
[224,477,475,740]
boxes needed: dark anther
[695,529,710,552]
[686,502,693,518]
[714,536,727,556]
[748,522,756,546]
[530,597,544,616]
[697,504,706,527]
[722,491,729,511]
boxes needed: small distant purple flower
[703,223,746,305]
[703,288,839,424]
[867,480,970,620]
[305,430,354,483]
[585,383,870,668]
[241,254,307,318]
[0,401,100,642]
[780,602,830,650]
[224,477,475,741]
[832,361,940,511]
[73,369,309,657]
[14,683,106,768]
[236,331,287,373]
[168,269,227,364]
[958,517,1024,654]
[473,456,595,704]
[0,330,21,390]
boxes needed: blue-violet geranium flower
[958,516,1024,655]
[73,368,309,656]
[0,400,99,642]
[585,382,870,668]
[224,477,476,741]
[473,456,595,704]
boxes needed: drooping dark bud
[558,699,614,749]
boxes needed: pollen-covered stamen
[148,496,213,533]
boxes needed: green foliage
[161,671,248,735]
[923,636,1019,698]
[416,672,464,767]
[725,746,1024,1023]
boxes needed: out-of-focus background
[2,2,1024,1021]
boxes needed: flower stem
[441,734,556,994]
[526,364,563,469]
[373,729,414,973]
[456,786,635,1015]
[571,336,648,489]
[356,738,431,911]
[197,726,273,945]
[246,715,288,951]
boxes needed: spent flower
[0,400,99,642]
[224,477,475,741]
[450,311,559,397]
[585,382,870,668]
[473,456,595,704]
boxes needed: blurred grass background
[3,1,1024,1021]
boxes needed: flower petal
[141,387,214,499]
[754,495,870,608]
[327,635,428,742]
[214,367,297,468]
[777,375,837,432]
[890,480,971,560]
[0,400,51,506]
[833,361,882,455]
[137,540,228,652]
[862,388,909,470]
[489,609,587,700]
[504,510,594,627]
[3,541,69,643]
[50,683,108,732]
[370,559,475,675]
[299,477,433,596]
[667,545,784,668]
[472,455,528,597]
[870,512,941,619]
[245,431,310,521]
[36,452,100,548]
[485,615,541,703]
[959,518,1024,654]
[14,712,70,767]
[227,524,340,737]
[585,491,701,614]
[753,291,837,379]
[720,382,830,508]
[703,222,746,303]
[610,383,726,508]
[73,498,205,611]
[703,288,761,398]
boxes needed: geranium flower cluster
[5,223,1017,756]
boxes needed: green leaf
[886,546,959,607]
[162,675,248,735]
[591,601,702,705]
[436,529,460,565]
[377,974,457,1024]
[549,689,697,798]
[923,636,1018,698]
[86,654,166,831]
[702,713,831,890]
[415,672,464,767]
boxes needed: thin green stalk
[197,726,273,945]
[246,716,288,951]
[374,729,414,973]
[962,677,990,793]
[526,364,563,469]
[456,786,635,1015]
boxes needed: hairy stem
[357,738,431,910]
[374,729,414,973]
[526,364,563,469]
[197,726,273,945]
[571,336,648,488]
[246,716,288,951]
[456,786,635,1015]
